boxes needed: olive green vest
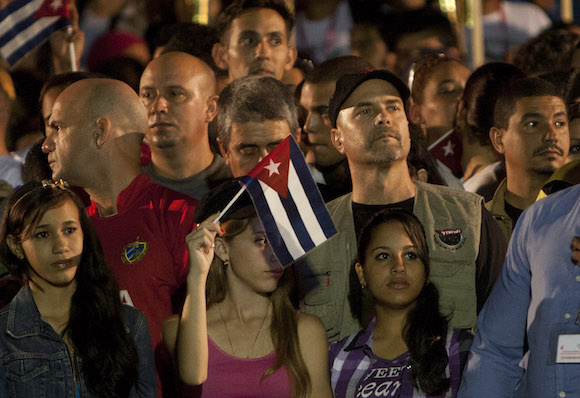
[297,181,482,342]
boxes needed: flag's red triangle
[34,0,70,19]
[246,137,291,198]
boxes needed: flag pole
[67,25,78,71]
[213,184,248,224]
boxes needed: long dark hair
[0,181,139,398]
[355,209,450,396]
[205,218,311,398]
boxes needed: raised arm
[162,214,221,386]
[297,313,334,398]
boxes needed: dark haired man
[487,77,569,240]
[212,0,297,82]
[297,70,507,341]
[299,55,373,201]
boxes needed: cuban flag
[428,128,463,178]
[0,0,70,66]
[241,135,337,268]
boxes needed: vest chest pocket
[5,357,51,398]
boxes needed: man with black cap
[296,70,507,342]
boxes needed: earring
[360,281,367,289]
[223,260,230,268]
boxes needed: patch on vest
[434,228,464,250]
[121,237,148,264]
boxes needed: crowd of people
[0,0,579,397]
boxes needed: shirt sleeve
[475,203,508,312]
[458,207,532,398]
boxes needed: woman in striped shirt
[329,209,472,398]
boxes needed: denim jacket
[0,285,157,397]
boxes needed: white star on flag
[50,0,63,11]
[443,140,455,157]
[263,159,281,177]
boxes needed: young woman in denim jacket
[329,210,473,398]
[0,180,157,397]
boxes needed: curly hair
[411,53,465,105]
[513,28,579,77]
[0,182,140,398]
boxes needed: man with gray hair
[217,75,299,177]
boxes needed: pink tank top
[181,337,292,398]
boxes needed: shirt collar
[345,317,376,352]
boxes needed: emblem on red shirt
[434,227,464,250]
[121,237,148,264]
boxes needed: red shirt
[87,173,197,397]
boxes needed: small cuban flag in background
[428,128,463,178]
[0,0,70,66]
[240,135,337,268]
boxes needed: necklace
[218,301,271,358]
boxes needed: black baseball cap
[328,70,410,128]
[194,178,256,222]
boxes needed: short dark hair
[494,77,565,130]
[381,8,458,52]
[39,72,102,105]
[217,75,298,146]
[217,0,295,43]
[161,23,219,71]
[455,63,525,146]
[304,56,373,85]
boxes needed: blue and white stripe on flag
[241,135,337,267]
[0,0,68,66]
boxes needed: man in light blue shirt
[459,183,580,398]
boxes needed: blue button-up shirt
[459,184,580,398]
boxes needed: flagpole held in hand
[213,185,247,224]
[66,25,78,71]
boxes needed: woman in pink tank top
[163,181,333,398]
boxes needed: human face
[300,81,345,167]
[43,94,93,184]
[19,200,83,288]
[221,120,291,177]
[500,96,569,177]
[418,61,470,131]
[226,217,283,294]
[334,79,410,165]
[139,55,215,149]
[568,103,580,162]
[42,87,64,133]
[219,8,294,80]
[356,221,426,311]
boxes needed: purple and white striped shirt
[329,319,472,398]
